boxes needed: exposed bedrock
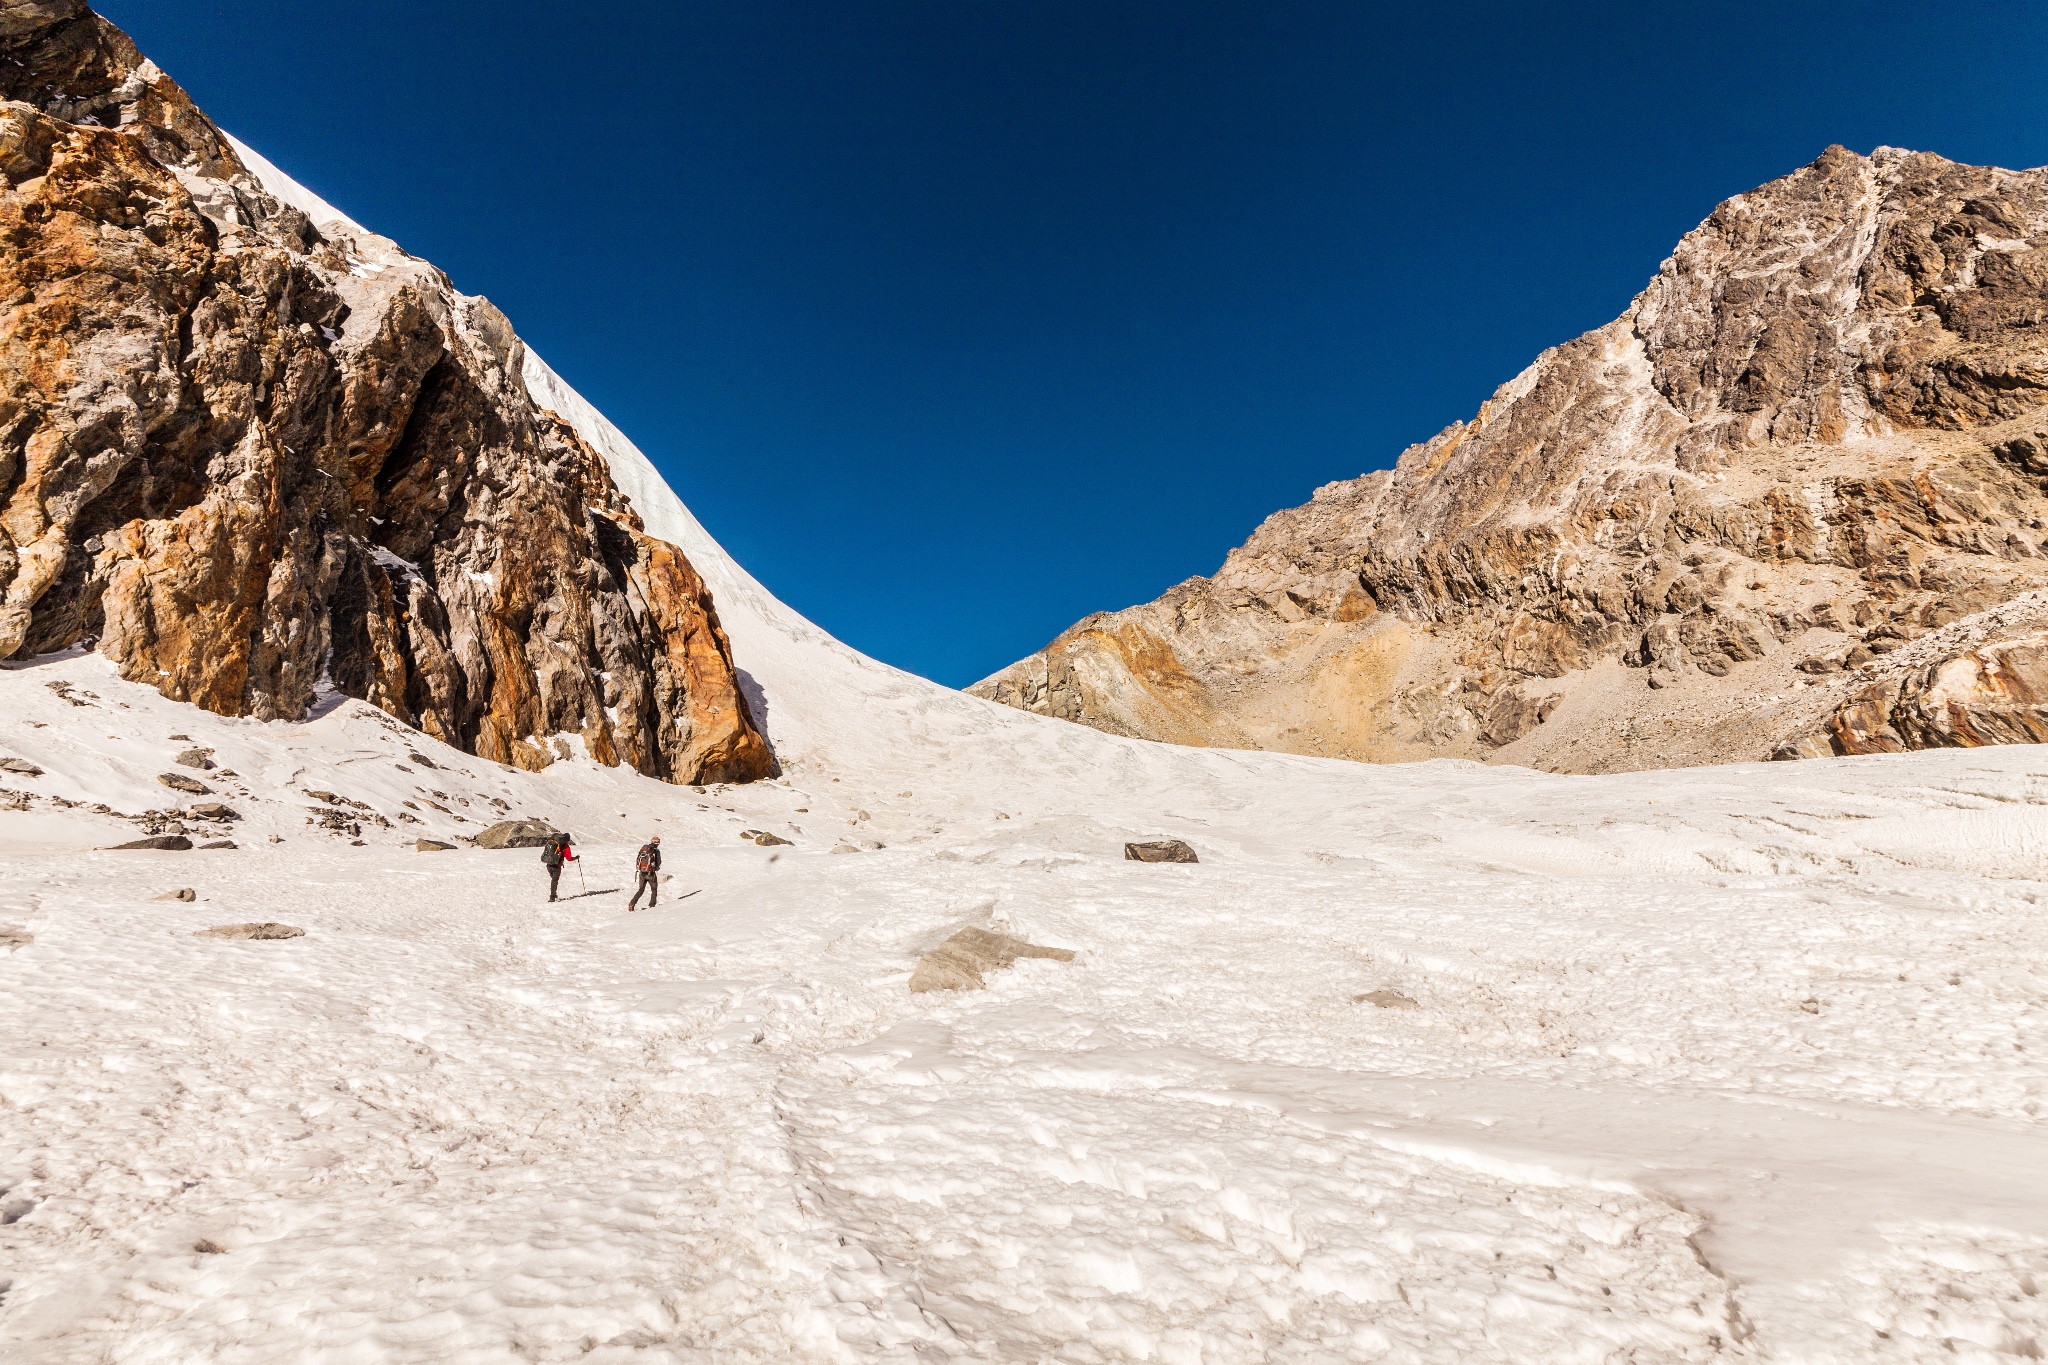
[0,1,771,784]
[976,145,2048,772]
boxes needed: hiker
[542,830,575,901]
[628,835,662,911]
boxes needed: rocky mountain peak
[0,2,774,784]
[976,144,2048,772]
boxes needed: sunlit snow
[0,143,2044,1365]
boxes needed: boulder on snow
[0,757,42,775]
[108,835,192,851]
[153,888,196,902]
[1356,989,1418,1010]
[754,832,792,847]
[1125,839,1198,864]
[189,802,238,821]
[475,819,559,849]
[173,748,215,769]
[195,923,304,940]
[199,840,237,850]
[158,772,209,795]
[416,838,455,852]
[910,927,1076,994]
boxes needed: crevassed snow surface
[0,144,2044,1365]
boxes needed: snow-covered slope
[231,134,1205,790]
[4,139,2046,1365]
[221,132,368,239]
[521,341,1083,781]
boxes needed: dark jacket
[636,843,662,873]
[541,834,571,867]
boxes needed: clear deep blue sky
[102,1,2048,687]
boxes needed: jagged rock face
[0,1,773,784]
[975,145,2048,772]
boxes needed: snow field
[4,644,2048,1360]
[2,136,2044,1363]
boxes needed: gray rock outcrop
[475,818,557,850]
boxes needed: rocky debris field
[0,653,852,866]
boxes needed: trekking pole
[576,855,586,895]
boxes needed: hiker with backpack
[542,830,575,902]
[628,835,661,911]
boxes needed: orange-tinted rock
[0,5,772,785]
[1830,639,2048,754]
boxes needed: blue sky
[104,1,2048,687]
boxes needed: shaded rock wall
[975,146,2048,772]
[0,1,772,784]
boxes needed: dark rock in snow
[157,773,208,794]
[475,819,559,849]
[753,832,792,847]
[910,927,1077,993]
[188,802,237,821]
[199,840,236,849]
[109,835,192,851]
[1125,840,1199,864]
[153,888,196,902]
[0,757,41,775]
[173,748,215,769]
[416,839,455,852]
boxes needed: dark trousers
[547,863,562,899]
[629,870,658,909]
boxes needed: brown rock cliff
[975,145,2048,772]
[0,1,772,784]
